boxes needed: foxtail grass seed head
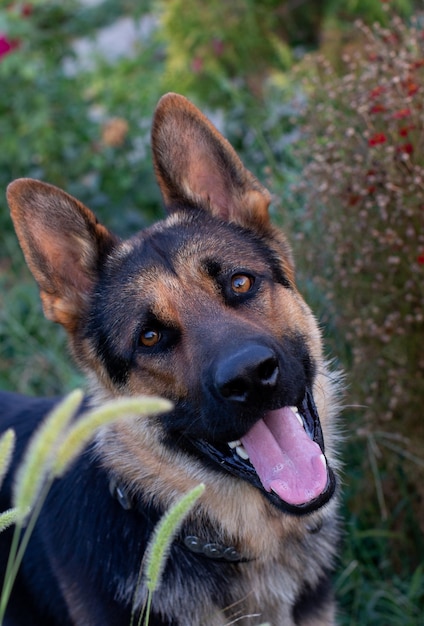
[145,483,205,594]
[53,396,172,477]
[12,389,84,521]
[0,429,15,489]
[0,508,20,534]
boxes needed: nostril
[219,377,249,402]
[257,356,279,386]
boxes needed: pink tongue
[241,407,328,506]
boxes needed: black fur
[293,572,334,625]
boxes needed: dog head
[7,93,338,519]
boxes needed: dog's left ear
[151,93,271,229]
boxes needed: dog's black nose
[214,345,279,403]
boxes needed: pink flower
[399,125,415,137]
[0,3,32,60]
[393,108,412,119]
[397,142,414,154]
[370,104,386,114]
[370,86,386,99]
[191,57,203,73]
[368,132,387,146]
[0,35,18,59]
[406,82,419,96]
[212,38,224,56]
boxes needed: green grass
[335,427,424,625]
[337,519,423,625]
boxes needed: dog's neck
[109,477,250,564]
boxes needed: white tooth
[319,454,327,468]
[228,440,242,449]
[290,407,304,428]
[296,414,304,428]
[236,445,250,460]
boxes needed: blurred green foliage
[157,0,419,105]
[0,0,163,237]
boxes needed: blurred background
[0,0,423,623]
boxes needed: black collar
[109,478,249,564]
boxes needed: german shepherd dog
[0,94,341,625]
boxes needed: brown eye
[231,274,254,294]
[140,329,161,347]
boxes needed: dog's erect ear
[7,179,116,331]
[151,93,271,229]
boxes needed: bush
[296,13,424,555]
[156,0,322,105]
[0,1,163,234]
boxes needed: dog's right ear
[151,93,271,230]
[7,178,116,332]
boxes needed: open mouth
[187,390,336,516]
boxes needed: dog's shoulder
[0,393,62,506]
[0,391,59,427]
